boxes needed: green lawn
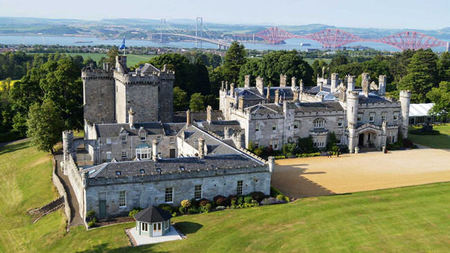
[1,140,449,252]
[409,124,450,149]
[66,53,156,67]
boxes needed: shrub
[172,212,177,217]
[237,196,244,205]
[179,206,185,214]
[86,210,96,222]
[200,203,212,213]
[181,199,191,209]
[250,191,266,202]
[270,186,283,197]
[198,198,210,207]
[190,198,199,208]
[244,195,253,204]
[128,208,142,218]
[213,195,227,206]
[158,203,173,213]
[227,195,237,206]
[87,217,97,228]
[187,206,199,214]
[276,194,289,202]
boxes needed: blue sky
[0,0,448,29]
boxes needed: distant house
[409,103,438,125]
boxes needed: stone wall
[85,170,271,218]
[82,70,115,124]
[52,158,71,226]
[64,155,86,220]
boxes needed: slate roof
[181,125,240,155]
[234,87,265,100]
[290,101,344,113]
[95,123,165,137]
[305,85,331,94]
[195,120,242,139]
[83,154,262,179]
[358,93,396,104]
[173,110,224,123]
[138,63,160,75]
[134,206,172,222]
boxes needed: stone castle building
[219,73,411,153]
[62,56,272,221]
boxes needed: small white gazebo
[134,206,172,237]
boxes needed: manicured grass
[65,53,155,67]
[409,123,450,149]
[1,140,449,252]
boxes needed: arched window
[313,118,326,128]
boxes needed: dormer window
[179,166,185,172]
[106,138,111,144]
[121,135,127,144]
[116,171,122,176]
[139,169,145,175]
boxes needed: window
[357,114,363,122]
[272,125,277,131]
[369,113,375,122]
[294,121,300,129]
[170,137,175,144]
[313,118,325,128]
[194,185,202,199]
[140,135,146,141]
[136,148,151,160]
[106,138,111,144]
[237,180,243,195]
[106,152,112,161]
[121,135,127,144]
[115,171,121,176]
[142,222,148,231]
[314,141,326,148]
[337,118,343,127]
[121,151,127,159]
[393,112,399,121]
[140,169,145,174]
[119,191,126,207]
[381,112,387,122]
[255,125,259,132]
[165,187,173,203]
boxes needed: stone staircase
[28,197,64,223]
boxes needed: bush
[181,199,191,209]
[227,195,237,206]
[270,186,283,197]
[190,198,199,208]
[274,155,286,159]
[179,206,186,214]
[237,196,244,205]
[87,217,97,228]
[244,195,253,204]
[276,194,289,202]
[187,206,199,214]
[158,203,174,213]
[198,198,210,207]
[213,195,227,206]
[200,203,212,213]
[250,191,266,202]
[86,210,96,222]
[128,208,142,218]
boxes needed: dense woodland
[0,42,448,151]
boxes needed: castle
[62,56,272,221]
[62,55,411,223]
[219,73,411,153]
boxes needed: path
[54,154,84,227]
[272,148,450,198]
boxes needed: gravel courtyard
[272,148,450,198]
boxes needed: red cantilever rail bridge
[253,27,448,50]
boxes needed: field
[0,140,449,252]
[409,124,450,149]
[65,53,156,67]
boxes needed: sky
[0,0,449,30]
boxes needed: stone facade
[220,73,411,152]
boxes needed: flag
[119,38,126,50]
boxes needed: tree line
[0,43,448,151]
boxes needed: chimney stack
[274,89,280,105]
[238,96,245,111]
[361,73,370,98]
[378,75,386,96]
[230,83,235,97]
[347,75,355,91]
[206,105,212,123]
[256,76,264,95]
[128,108,135,128]
[244,75,250,88]
[280,74,287,88]
[331,73,338,93]
[152,139,158,161]
[198,138,205,159]
[186,109,191,126]
[291,76,297,90]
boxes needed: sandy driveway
[272,148,450,198]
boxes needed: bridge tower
[196,17,203,48]
[159,18,166,43]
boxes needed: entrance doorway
[153,222,162,236]
[358,131,377,148]
[99,200,106,219]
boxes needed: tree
[223,41,247,84]
[173,86,189,111]
[398,49,439,103]
[27,99,65,153]
[106,47,119,65]
[426,81,450,120]
[438,52,450,82]
[189,93,205,112]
